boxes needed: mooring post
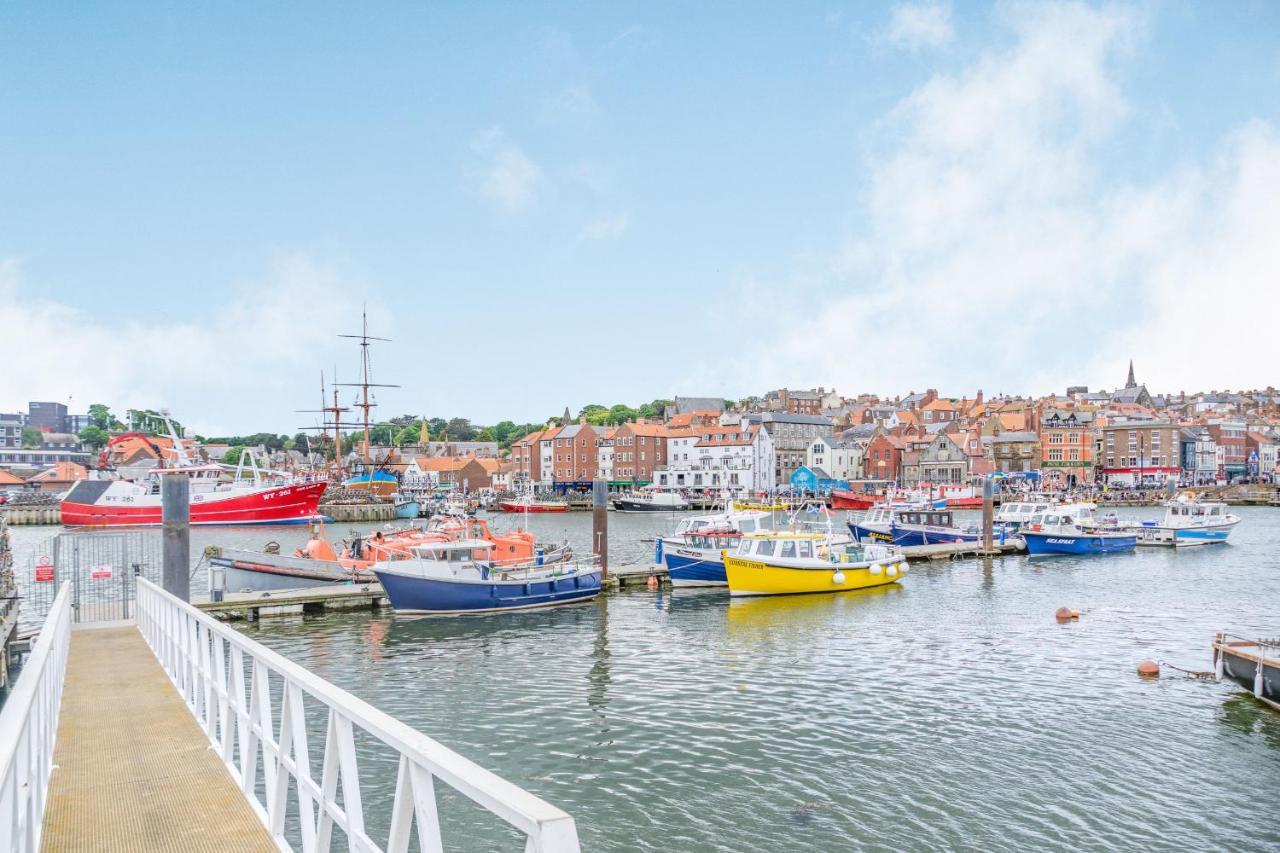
[162,472,191,601]
[592,478,609,581]
[981,477,994,553]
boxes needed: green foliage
[393,425,420,446]
[206,433,290,452]
[78,425,109,450]
[637,399,672,420]
[87,403,116,431]
[445,417,476,441]
[21,426,43,448]
[222,445,246,465]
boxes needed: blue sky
[3,2,1279,434]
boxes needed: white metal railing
[134,578,580,852]
[0,582,73,853]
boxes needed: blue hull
[889,525,981,547]
[664,551,727,586]
[1023,532,1137,555]
[374,568,601,614]
[850,523,895,545]
[395,501,421,519]
[1175,528,1231,544]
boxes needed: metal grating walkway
[41,625,275,852]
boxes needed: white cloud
[470,127,541,212]
[580,212,629,240]
[884,2,953,50]
[711,1,1280,398]
[0,255,374,435]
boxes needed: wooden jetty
[899,540,1025,561]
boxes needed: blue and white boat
[1021,510,1136,555]
[660,510,772,587]
[373,540,601,615]
[393,497,421,519]
[850,506,978,546]
[1128,497,1241,547]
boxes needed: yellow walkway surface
[42,625,275,852]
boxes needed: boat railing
[134,578,581,852]
[0,582,73,853]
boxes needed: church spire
[1125,359,1136,389]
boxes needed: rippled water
[9,509,1280,850]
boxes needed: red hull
[497,501,568,513]
[61,481,328,527]
[945,497,984,509]
[830,491,877,510]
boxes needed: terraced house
[1038,408,1095,488]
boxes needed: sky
[2,1,1279,435]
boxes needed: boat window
[740,520,756,533]
[1045,515,1059,525]
[798,540,813,559]
[1210,506,1220,516]
[736,540,751,555]
[1062,516,1073,524]
[1034,505,1048,513]
[755,540,776,557]
[780,540,797,559]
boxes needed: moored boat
[1213,634,1280,711]
[613,488,690,513]
[497,497,568,513]
[724,532,907,597]
[61,469,327,527]
[373,540,601,615]
[660,509,772,587]
[889,508,980,546]
[829,490,877,510]
[1021,509,1136,555]
[1129,496,1241,547]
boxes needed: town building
[610,420,670,486]
[805,436,864,482]
[917,433,968,484]
[1179,427,1218,485]
[1245,431,1277,482]
[1038,408,1095,488]
[0,415,21,449]
[549,422,603,490]
[1205,419,1247,481]
[754,412,832,485]
[653,420,774,495]
[989,431,1041,475]
[1098,421,1181,485]
[862,431,906,482]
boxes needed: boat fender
[887,563,897,577]
[1255,656,1265,698]
[869,564,882,576]
[831,571,845,585]
[1213,646,1224,681]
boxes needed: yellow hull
[724,554,908,597]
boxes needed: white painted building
[806,436,864,481]
[654,419,775,495]
[596,430,616,483]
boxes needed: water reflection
[1217,693,1280,750]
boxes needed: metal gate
[20,530,163,626]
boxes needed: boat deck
[41,624,275,852]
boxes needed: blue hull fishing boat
[1022,530,1137,555]
[1020,506,1136,555]
[659,509,772,587]
[394,499,421,519]
[851,507,978,546]
[373,540,601,615]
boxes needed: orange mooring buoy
[1137,660,1160,678]
[647,575,660,590]
[1055,607,1079,622]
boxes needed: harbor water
[7,508,1280,850]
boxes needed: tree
[637,399,672,420]
[607,404,638,425]
[393,424,420,446]
[88,403,115,431]
[21,426,43,448]
[78,425,109,451]
[222,446,246,465]
[445,418,476,441]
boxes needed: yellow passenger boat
[723,532,908,597]
[731,500,790,512]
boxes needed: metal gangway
[0,579,580,852]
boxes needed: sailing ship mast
[298,370,351,481]
[336,309,398,471]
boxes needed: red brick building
[550,422,602,485]
[611,420,669,485]
[863,432,906,482]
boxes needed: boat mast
[297,369,350,482]
[337,308,397,473]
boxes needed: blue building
[789,466,848,496]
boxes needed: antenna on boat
[336,307,398,470]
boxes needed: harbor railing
[135,578,581,852]
[0,582,72,853]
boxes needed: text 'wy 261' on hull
[60,479,328,527]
